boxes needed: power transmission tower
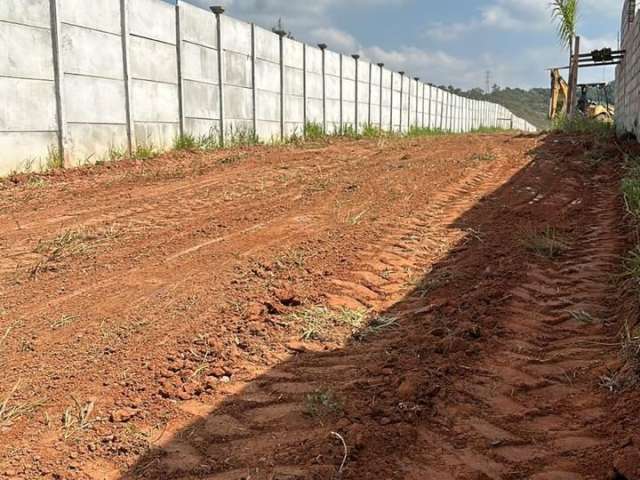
[485,70,491,94]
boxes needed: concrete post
[427,85,432,129]
[120,0,134,155]
[390,71,394,132]
[368,62,373,127]
[378,63,384,131]
[407,77,411,131]
[275,29,286,141]
[318,44,327,133]
[302,45,307,137]
[399,72,404,133]
[211,6,225,146]
[49,0,68,164]
[175,1,185,137]
[414,78,419,128]
[339,54,343,133]
[352,54,359,134]
[251,24,257,138]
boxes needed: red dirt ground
[1,133,639,480]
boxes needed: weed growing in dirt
[0,381,45,428]
[353,315,398,341]
[552,114,613,139]
[51,314,78,330]
[622,155,640,220]
[304,122,325,141]
[415,270,454,297]
[304,389,342,417]
[289,307,367,341]
[522,227,569,259]
[361,124,385,138]
[569,310,596,325]
[226,127,260,148]
[471,152,497,162]
[407,126,447,137]
[45,145,64,171]
[623,247,640,285]
[133,143,158,161]
[173,134,200,151]
[62,397,94,440]
[29,229,94,278]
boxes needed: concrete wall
[617,1,640,136]
[0,0,537,175]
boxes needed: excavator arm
[549,69,569,120]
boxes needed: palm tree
[550,0,579,57]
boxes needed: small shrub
[133,143,158,161]
[173,134,199,151]
[304,390,342,417]
[522,227,569,259]
[305,122,325,141]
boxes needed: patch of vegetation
[304,122,325,141]
[133,143,158,161]
[62,397,94,440]
[569,310,596,325]
[173,134,200,151]
[288,307,367,342]
[522,227,570,259]
[0,381,45,428]
[623,155,640,219]
[29,229,95,278]
[552,114,613,139]
[353,314,398,341]
[304,389,342,417]
[471,152,497,162]
[407,126,447,137]
[45,145,64,171]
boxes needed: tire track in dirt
[123,153,529,479]
[399,170,624,479]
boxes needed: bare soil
[0,133,638,480]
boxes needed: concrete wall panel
[283,38,303,68]
[60,0,121,34]
[185,118,218,138]
[132,79,179,123]
[307,98,323,123]
[285,67,303,95]
[256,90,279,122]
[224,84,252,120]
[129,0,175,44]
[306,47,322,74]
[0,0,50,28]
[134,122,178,148]
[221,15,251,55]
[255,59,280,92]
[61,24,123,79]
[182,42,218,84]
[0,22,54,80]
[130,35,178,83]
[0,131,58,176]
[306,72,323,99]
[64,75,126,124]
[254,26,279,63]
[0,77,57,131]
[180,2,216,49]
[325,51,340,76]
[223,50,251,87]
[184,80,219,119]
[67,124,128,163]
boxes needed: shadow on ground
[118,132,626,480]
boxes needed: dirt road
[0,133,637,479]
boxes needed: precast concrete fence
[0,0,537,175]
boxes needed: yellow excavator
[549,69,614,122]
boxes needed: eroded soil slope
[0,133,635,479]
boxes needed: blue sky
[181,0,622,90]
